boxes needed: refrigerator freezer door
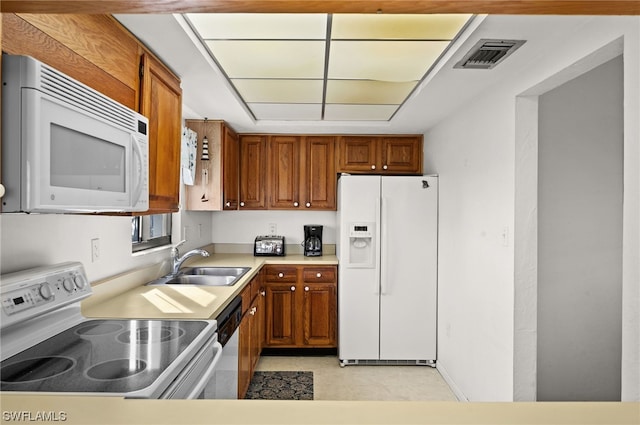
[338,175,382,361]
[379,176,438,361]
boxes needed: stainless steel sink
[146,266,250,287]
[179,266,250,278]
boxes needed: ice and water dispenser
[346,223,375,268]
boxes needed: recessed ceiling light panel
[185,13,472,121]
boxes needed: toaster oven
[254,236,285,256]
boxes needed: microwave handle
[131,133,144,205]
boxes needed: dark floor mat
[244,371,313,400]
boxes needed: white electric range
[0,262,221,399]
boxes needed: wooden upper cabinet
[266,135,336,211]
[336,136,378,173]
[381,136,423,174]
[239,135,267,209]
[268,135,301,209]
[184,120,239,211]
[302,136,336,210]
[337,135,423,175]
[222,125,240,210]
[139,53,182,213]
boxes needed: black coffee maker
[303,225,323,257]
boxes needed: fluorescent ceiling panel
[328,40,450,82]
[205,40,325,78]
[324,104,398,121]
[185,13,472,121]
[326,80,416,104]
[331,14,472,40]
[186,13,327,39]
[232,79,323,103]
[249,103,322,121]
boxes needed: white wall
[425,16,640,401]
[0,214,168,282]
[0,179,214,284]
[210,210,336,249]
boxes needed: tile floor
[254,355,458,401]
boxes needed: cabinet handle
[225,201,231,207]
[383,165,388,170]
[293,201,299,207]
[260,290,266,297]
[249,306,257,315]
[304,286,309,292]
[305,202,311,208]
[278,272,284,278]
[291,286,296,291]
[371,165,376,170]
[240,201,245,207]
[316,272,322,278]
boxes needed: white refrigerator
[337,175,438,366]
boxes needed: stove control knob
[39,283,54,300]
[62,278,75,293]
[73,275,87,289]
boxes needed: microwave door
[25,91,136,212]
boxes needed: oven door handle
[185,340,223,399]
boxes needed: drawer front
[302,267,336,283]
[264,266,298,282]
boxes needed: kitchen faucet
[171,240,210,275]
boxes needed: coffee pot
[303,225,323,257]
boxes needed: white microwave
[1,54,149,213]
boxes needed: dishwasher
[200,296,242,399]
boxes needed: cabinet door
[267,135,301,209]
[302,283,337,347]
[139,53,182,213]
[239,135,267,209]
[302,266,337,347]
[264,283,297,346]
[302,136,336,210]
[337,136,378,173]
[238,285,252,398]
[222,125,240,210]
[381,136,423,174]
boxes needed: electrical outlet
[91,238,100,262]
[268,223,277,235]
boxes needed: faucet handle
[174,240,186,249]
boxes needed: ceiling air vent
[454,39,526,70]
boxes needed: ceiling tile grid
[186,13,471,122]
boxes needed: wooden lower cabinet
[237,274,264,399]
[264,265,337,348]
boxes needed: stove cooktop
[0,319,208,395]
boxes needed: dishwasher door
[204,327,239,399]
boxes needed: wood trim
[1,1,639,15]
[1,13,137,108]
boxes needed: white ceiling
[114,14,600,134]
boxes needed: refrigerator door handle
[380,197,389,295]
[374,196,382,296]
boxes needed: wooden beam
[1,1,639,15]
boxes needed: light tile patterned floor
[255,355,458,401]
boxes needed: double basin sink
[146,266,251,287]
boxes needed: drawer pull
[278,272,284,278]
[316,272,322,278]
[304,286,309,292]
[291,286,296,291]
